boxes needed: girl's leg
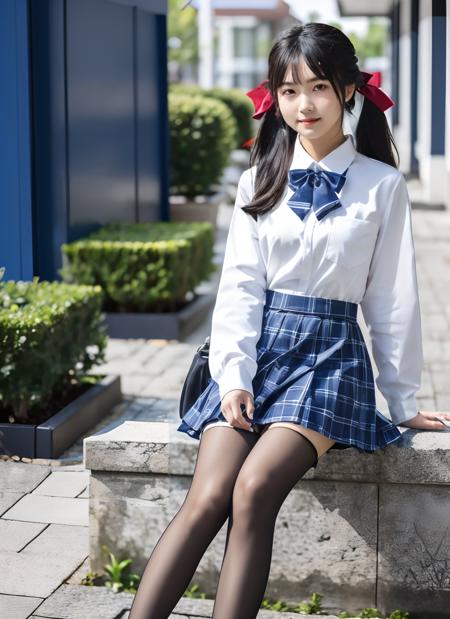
[263,421,336,458]
[128,425,259,619]
[212,425,333,619]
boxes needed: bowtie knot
[287,164,349,221]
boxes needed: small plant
[101,545,141,593]
[183,583,208,599]
[80,570,101,586]
[260,597,292,611]
[358,610,383,618]
[295,592,324,613]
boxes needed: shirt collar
[289,132,357,174]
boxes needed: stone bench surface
[84,420,450,484]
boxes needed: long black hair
[242,23,399,219]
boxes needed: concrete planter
[0,374,121,459]
[84,421,450,618]
[169,187,226,232]
[104,292,215,340]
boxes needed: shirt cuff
[218,364,254,403]
[388,395,420,425]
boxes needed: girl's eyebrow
[280,78,323,86]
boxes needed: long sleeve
[209,168,267,402]
[360,172,423,425]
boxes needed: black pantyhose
[128,425,318,619]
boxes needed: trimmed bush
[204,87,254,149]
[0,278,107,422]
[169,83,254,150]
[169,93,237,197]
[60,221,216,313]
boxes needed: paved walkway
[1,177,449,618]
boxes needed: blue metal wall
[0,0,34,281]
[1,0,168,282]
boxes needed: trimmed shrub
[60,221,216,313]
[0,278,107,422]
[169,83,254,150]
[169,93,237,197]
[204,87,254,149]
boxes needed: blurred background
[1,0,447,283]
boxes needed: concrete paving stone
[2,550,86,598]
[430,370,450,394]
[1,525,88,597]
[32,471,90,498]
[0,594,43,619]
[435,394,450,412]
[0,491,24,516]
[121,375,154,396]
[64,557,90,585]
[0,462,51,493]
[34,584,133,619]
[0,520,47,552]
[24,522,88,557]
[2,494,88,526]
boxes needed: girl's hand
[399,410,450,430]
[221,389,255,431]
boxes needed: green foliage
[170,83,254,150]
[101,546,141,594]
[295,591,323,613]
[169,92,238,197]
[168,0,198,66]
[183,583,208,599]
[0,277,107,421]
[60,222,216,312]
[80,571,101,586]
[204,87,254,149]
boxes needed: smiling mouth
[299,118,320,123]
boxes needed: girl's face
[276,57,355,142]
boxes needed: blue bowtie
[287,162,350,221]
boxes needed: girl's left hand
[399,410,450,430]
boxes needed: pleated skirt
[176,289,403,453]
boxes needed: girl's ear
[345,84,356,103]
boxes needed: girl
[129,22,450,619]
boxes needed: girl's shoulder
[238,165,258,202]
[352,151,404,189]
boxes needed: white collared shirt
[209,133,423,426]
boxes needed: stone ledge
[84,420,450,484]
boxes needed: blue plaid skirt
[177,289,403,453]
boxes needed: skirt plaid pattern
[177,289,403,453]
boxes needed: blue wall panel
[0,0,33,281]
[67,0,136,238]
[29,0,168,280]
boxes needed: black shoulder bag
[179,335,211,419]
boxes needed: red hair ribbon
[245,71,395,120]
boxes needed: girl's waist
[264,289,358,323]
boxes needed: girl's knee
[183,483,230,525]
[231,472,271,519]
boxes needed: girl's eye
[281,84,327,95]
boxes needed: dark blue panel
[29,0,69,281]
[135,9,168,221]
[430,0,446,155]
[0,0,33,281]
[66,0,136,238]
[410,0,419,173]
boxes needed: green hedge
[169,83,254,149]
[169,92,237,197]
[60,221,216,313]
[203,87,254,149]
[0,278,107,422]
